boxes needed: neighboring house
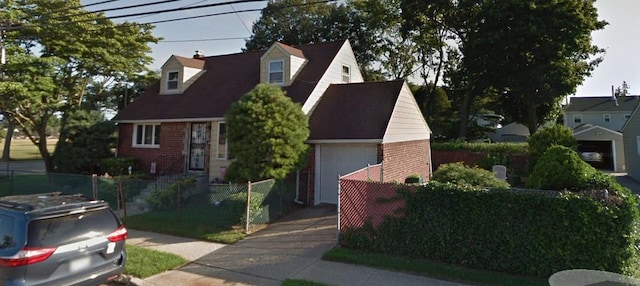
[622,100,640,180]
[563,95,640,172]
[112,40,432,205]
[489,122,530,143]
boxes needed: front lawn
[122,204,247,244]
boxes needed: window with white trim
[167,71,179,90]
[217,122,229,159]
[573,114,582,124]
[268,60,284,84]
[133,124,161,147]
[342,65,350,83]
[625,114,631,120]
[603,114,611,123]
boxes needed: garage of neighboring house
[315,144,379,204]
[573,124,624,172]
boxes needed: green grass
[122,202,246,244]
[0,139,56,161]
[322,247,548,286]
[281,279,332,286]
[125,244,187,278]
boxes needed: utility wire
[50,0,184,20]
[159,36,246,43]
[106,0,266,20]
[141,8,262,25]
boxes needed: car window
[27,209,120,247]
[0,214,15,249]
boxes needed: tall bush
[527,145,595,191]
[432,162,510,188]
[527,124,576,170]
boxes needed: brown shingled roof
[113,40,346,122]
[275,42,306,59]
[173,55,206,69]
[308,80,405,140]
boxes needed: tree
[463,0,606,134]
[52,110,116,174]
[225,83,309,182]
[245,0,414,81]
[0,0,159,171]
[615,81,630,97]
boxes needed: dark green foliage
[431,162,510,188]
[432,142,528,154]
[225,192,265,226]
[340,181,640,277]
[147,178,196,211]
[527,124,577,169]
[100,157,139,176]
[52,110,116,174]
[527,145,595,191]
[225,83,309,182]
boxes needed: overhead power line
[93,0,267,21]
[53,0,184,20]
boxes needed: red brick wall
[117,122,187,175]
[381,139,431,183]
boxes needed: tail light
[0,247,57,267]
[107,226,128,242]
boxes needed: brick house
[112,40,431,205]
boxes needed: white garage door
[317,144,378,204]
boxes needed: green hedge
[432,142,528,154]
[341,182,640,277]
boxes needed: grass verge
[0,139,56,161]
[322,247,548,286]
[125,244,187,278]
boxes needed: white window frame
[268,60,284,84]
[342,64,351,83]
[217,122,228,160]
[573,114,582,124]
[603,114,611,123]
[166,70,179,90]
[133,123,161,148]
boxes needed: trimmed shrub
[432,142,528,154]
[101,157,139,176]
[341,181,640,277]
[527,145,596,191]
[147,178,196,211]
[432,162,510,188]
[527,124,577,170]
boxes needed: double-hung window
[134,124,161,147]
[573,114,582,124]
[217,122,229,159]
[268,60,284,84]
[342,65,350,83]
[167,71,179,90]
[603,114,611,123]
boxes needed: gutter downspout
[294,170,304,205]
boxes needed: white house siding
[382,82,431,143]
[623,111,640,181]
[574,127,625,172]
[564,111,630,131]
[183,67,204,90]
[290,55,307,80]
[302,41,364,114]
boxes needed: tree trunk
[1,119,14,161]
[525,94,539,135]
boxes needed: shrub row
[340,181,640,277]
[431,142,528,154]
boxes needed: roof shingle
[565,96,640,112]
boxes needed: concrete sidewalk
[124,205,470,286]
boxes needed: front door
[189,122,209,171]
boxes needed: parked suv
[0,192,127,286]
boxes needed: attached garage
[573,124,625,172]
[315,144,379,204]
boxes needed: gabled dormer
[260,42,307,86]
[160,53,206,95]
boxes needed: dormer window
[268,60,284,84]
[167,71,179,90]
[342,65,350,83]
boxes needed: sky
[87,0,639,97]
